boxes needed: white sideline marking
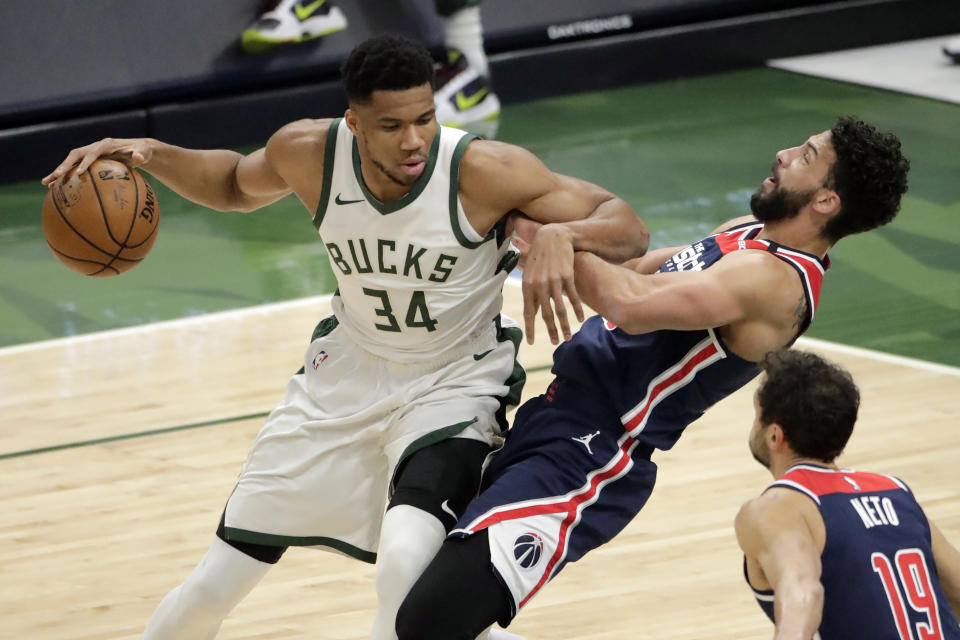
[0,294,334,357]
[3,284,959,378]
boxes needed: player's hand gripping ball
[42,158,160,277]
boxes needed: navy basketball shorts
[451,378,657,618]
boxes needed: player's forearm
[141,139,252,212]
[554,196,649,262]
[573,251,650,322]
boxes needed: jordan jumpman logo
[572,430,601,455]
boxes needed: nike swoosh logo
[473,349,493,361]
[294,0,326,21]
[335,193,363,205]
[440,499,457,522]
[455,87,489,111]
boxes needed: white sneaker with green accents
[241,0,347,53]
[434,49,501,139]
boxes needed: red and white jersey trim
[454,433,642,608]
[620,328,726,436]
[770,465,909,500]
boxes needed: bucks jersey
[750,465,960,639]
[313,119,514,363]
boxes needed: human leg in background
[433,0,501,137]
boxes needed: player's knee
[375,542,429,600]
[377,505,446,602]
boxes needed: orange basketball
[41,158,160,277]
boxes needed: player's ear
[344,108,360,136]
[812,188,840,216]
[767,423,787,452]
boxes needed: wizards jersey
[313,119,515,363]
[749,464,960,639]
[550,221,828,451]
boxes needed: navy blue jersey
[551,222,828,451]
[750,464,960,639]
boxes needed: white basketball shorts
[222,313,523,562]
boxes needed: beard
[749,430,772,469]
[371,156,415,188]
[750,183,817,223]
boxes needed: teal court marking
[1,68,958,359]
[3,277,958,461]
[0,361,557,461]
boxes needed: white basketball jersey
[313,119,515,363]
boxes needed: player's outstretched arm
[735,491,824,640]
[620,245,685,274]
[40,121,322,213]
[571,248,798,337]
[930,521,960,616]
[460,140,648,345]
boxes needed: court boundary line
[0,363,556,461]
[0,294,336,356]
[3,283,959,377]
[0,412,270,461]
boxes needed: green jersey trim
[313,118,341,230]
[223,527,377,564]
[494,316,526,432]
[389,418,479,494]
[350,125,442,214]
[448,133,493,249]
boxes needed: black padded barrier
[3,0,959,183]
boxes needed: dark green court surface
[1,68,958,366]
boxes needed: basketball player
[396,117,911,639]
[737,348,960,639]
[42,35,648,640]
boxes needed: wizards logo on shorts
[513,532,544,569]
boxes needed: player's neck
[757,216,832,259]
[771,456,838,479]
[359,162,415,203]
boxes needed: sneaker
[241,0,347,54]
[944,36,960,64]
[434,49,501,138]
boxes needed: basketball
[41,158,160,277]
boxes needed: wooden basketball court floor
[2,282,958,639]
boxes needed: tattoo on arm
[791,291,808,330]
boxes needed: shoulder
[459,139,547,182]
[714,249,800,288]
[264,118,336,179]
[266,118,336,156]
[711,215,758,234]
[737,487,818,543]
[458,138,558,207]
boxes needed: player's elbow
[601,295,652,335]
[607,203,650,261]
[781,578,824,618]
[802,579,824,609]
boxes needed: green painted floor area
[1,67,958,365]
